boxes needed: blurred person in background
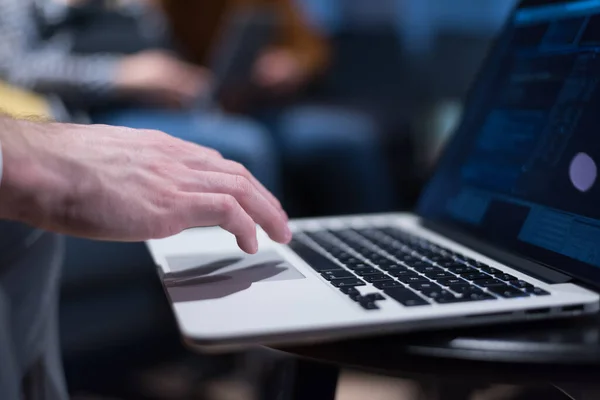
[165,0,397,215]
[0,0,281,196]
[0,0,395,215]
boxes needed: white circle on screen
[569,152,597,192]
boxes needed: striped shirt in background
[0,0,166,105]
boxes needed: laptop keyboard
[288,227,550,311]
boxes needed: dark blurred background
[0,0,521,399]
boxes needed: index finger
[180,171,291,244]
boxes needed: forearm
[0,116,38,223]
[0,117,64,226]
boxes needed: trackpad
[163,251,305,303]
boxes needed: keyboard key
[346,263,369,270]
[336,252,353,260]
[440,261,467,269]
[388,269,418,278]
[364,274,392,283]
[288,239,343,272]
[374,280,404,289]
[359,300,380,310]
[344,258,363,265]
[444,265,477,275]
[488,286,529,298]
[348,292,363,302]
[397,275,430,284]
[448,284,473,294]
[321,270,355,280]
[434,294,474,304]
[426,271,457,280]
[421,289,453,299]
[354,266,381,276]
[363,293,386,302]
[379,264,408,272]
[478,265,502,275]
[428,255,453,263]
[332,278,366,288]
[437,277,468,287]
[410,282,442,291]
[372,257,393,266]
[412,265,443,274]
[495,273,517,281]
[405,260,430,269]
[459,256,479,265]
[462,291,496,301]
[510,280,533,289]
[363,252,381,260]
[461,272,492,281]
[524,287,550,296]
[340,287,360,296]
[473,278,505,288]
[397,255,421,264]
[369,256,389,264]
[384,288,429,307]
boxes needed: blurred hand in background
[116,51,212,108]
[252,48,309,96]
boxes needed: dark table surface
[280,314,600,385]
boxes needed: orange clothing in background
[160,0,330,80]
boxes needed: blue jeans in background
[262,104,397,215]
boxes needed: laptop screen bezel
[416,0,600,290]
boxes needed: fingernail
[284,226,293,242]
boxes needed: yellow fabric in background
[0,81,52,119]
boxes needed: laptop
[194,6,279,110]
[147,0,600,351]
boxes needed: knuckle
[207,148,222,158]
[146,129,166,138]
[230,161,250,177]
[149,129,163,135]
[149,197,185,238]
[147,160,166,174]
[216,194,238,216]
[152,186,178,210]
[233,175,254,199]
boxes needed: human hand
[252,48,307,95]
[0,120,290,253]
[116,50,211,108]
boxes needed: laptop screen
[418,0,600,285]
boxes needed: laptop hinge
[421,219,572,285]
